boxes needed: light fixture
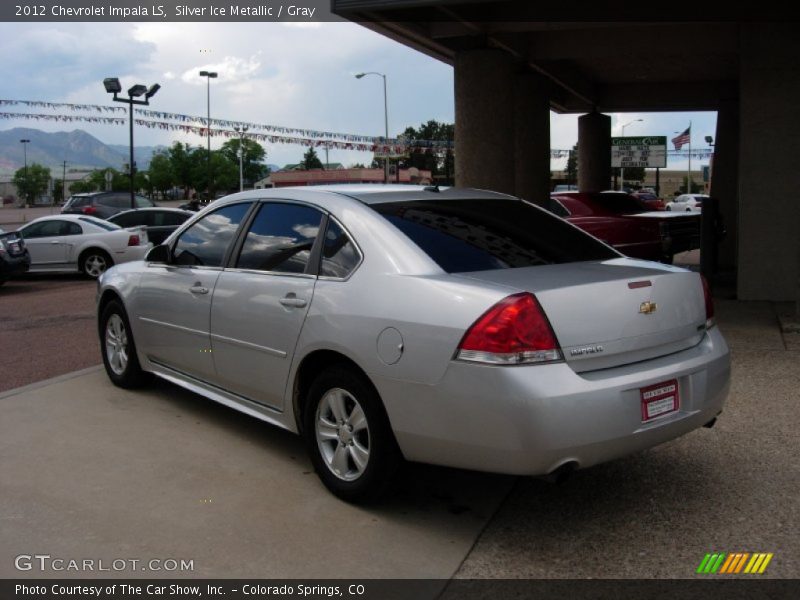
[127,84,147,98]
[145,83,161,99]
[103,78,122,94]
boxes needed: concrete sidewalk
[0,369,513,579]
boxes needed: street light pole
[199,71,218,199]
[234,126,248,192]
[620,118,643,191]
[20,139,30,206]
[355,72,389,183]
[103,78,160,208]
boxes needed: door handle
[50,240,61,244]
[189,285,209,295]
[279,295,307,308]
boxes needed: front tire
[100,300,149,388]
[303,366,401,503]
[82,249,113,279]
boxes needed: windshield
[371,198,618,273]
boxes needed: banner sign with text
[611,136,667,169]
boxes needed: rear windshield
[67,196,90,208]
[372,199,619,273]
[78,216,120,231]
[595,193,648,214]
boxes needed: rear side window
[173,203,251,267]
[135,196,155,208]
[97,194,126,208]
[155,211,189,226]
[320,220,361,278]
[236,203,322,274]
[372,199,618,273]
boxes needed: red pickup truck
[546,192,700,263]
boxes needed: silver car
[97,185,730,502]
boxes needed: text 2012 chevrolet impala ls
[97,185,730,502]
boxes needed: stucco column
[711,98,739,270]
[514,73,551,204]
[737,24,800,301]
[578,112,611,192]
[454,49,515,195]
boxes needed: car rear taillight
[81,206,97,215]
[456,292,563,365]
[127,235,140,246]
[701,274,715,328]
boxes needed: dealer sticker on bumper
[641,379,679,421]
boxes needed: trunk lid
[456,258,706,372]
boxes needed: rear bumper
[375,327,730,476]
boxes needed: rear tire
[81,249,113,279]
[100,300,149,388]
[303,366,402,503]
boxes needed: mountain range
[0,128,165,176]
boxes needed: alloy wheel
[315,388,371,481]
[105,313,129,376]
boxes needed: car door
[209,201,324,410]
[134,202,253,382]
[19,220,71,266]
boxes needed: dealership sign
[611,136,667,168]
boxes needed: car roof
[212,185,515,208]
[110,207,191,216]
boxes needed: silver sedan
[97,185,730,502]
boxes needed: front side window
[173,203,251,267]
[320,219,361,278]
[21,220,68,238]
[372,198,619,274]
[236,203,322,274]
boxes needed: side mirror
[146,244,170,263]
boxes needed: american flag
[672,127,691,150]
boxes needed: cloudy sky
[0,21,716,171]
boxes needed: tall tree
[397,120,454,182]
[219,138,269,183]
[566,144,578,184]
[13,163,51,206]
[147,152,175,197]
[299,147,323,170]
[167,142,197,198]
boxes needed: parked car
[631,190,666,211]
[18,215,151,278]
[62,192,156,219]
[107,208,194,245]
[553,184,578,192]
[96,185,730,502]
[666,193,708,212]
[549,191,701,262]
[0,227,31,285]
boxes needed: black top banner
[2,1,340,22]
[2,0,798,22]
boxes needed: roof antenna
[423,185,440,193]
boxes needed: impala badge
[639,301,658,315]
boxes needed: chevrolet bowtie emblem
[639,301,658,314]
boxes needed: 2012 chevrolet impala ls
[97,185,730,502]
